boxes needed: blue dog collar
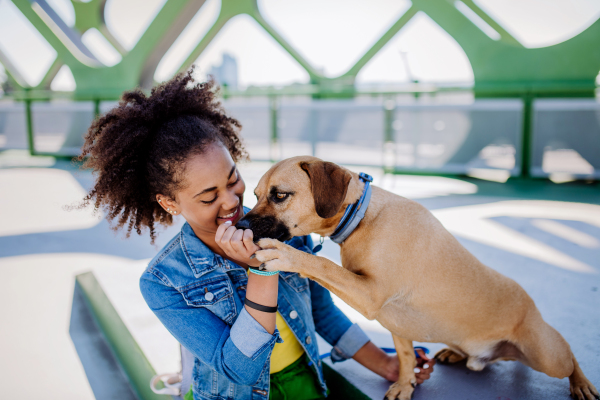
[329,172,373,244]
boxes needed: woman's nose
[222,189,239,210]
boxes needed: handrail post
[520,93,533,178]
[269,95,279,162]
[383,96,396,174]
[94,98,101,118]
[25,89,35,156]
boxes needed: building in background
[208,53,238,90]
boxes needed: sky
[0,0,599,90]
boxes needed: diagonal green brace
[76,271,167,400]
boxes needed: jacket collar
[179,207,252,278]
[180,222,221,278]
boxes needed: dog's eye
[270,191,293,204]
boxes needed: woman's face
[161,142,245,238]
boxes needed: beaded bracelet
[248,267,279,277]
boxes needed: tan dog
[237,156,598,400]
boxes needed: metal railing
[1,88,599,180]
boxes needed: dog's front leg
[384,335,417,400]
[256,238,380,319]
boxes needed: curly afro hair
[78,69,247,243]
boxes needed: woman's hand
[216,221,279,333]
[215,221,261,267]
[353,342,435,384]
[381,348,435,384]
[414,348,435,384]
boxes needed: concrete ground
[0,149,598,400]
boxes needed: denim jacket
[140,213,370,400]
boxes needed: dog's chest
[376,301,444,343]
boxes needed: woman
[79,70,434,400]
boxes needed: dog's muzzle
[236,214,291,242]
[235,217,251,230]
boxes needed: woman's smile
[217,202,242,225]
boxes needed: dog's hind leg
[515,334,597,399]
[511,310,598,400]
[569,356,599,400]
[384,335,417,400]
[434,347,467,365]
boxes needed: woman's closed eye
[200,170,240,205]
[226,168,240,187]
[201,196,218,205]
[228,175,240,187]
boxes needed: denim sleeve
[140,272,280,386]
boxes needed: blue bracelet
[249,268,279,277]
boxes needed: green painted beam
[342,6,419,80]
[174,0,320,80]
[0,48,29,89]
[176,13,231,77]
[76,271,167,400]
[10,0,208,98]
[139,0,209,89]
[7,0,600,98]
[73,269,374,400]
[11,0,101,67]
[252,11,321,82]
[122,0,200,85]
[35,56,63,90]
[413,0,600,97]
[72,0,105,34]
[73,0,129,55]
[99,25,129,56]
[457,0,522,47]
[69,0,202,97]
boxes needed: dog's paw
[384,380,415,400]
[570,375,599,400]
[257,238,282,249]
[254,239,308,273]
[434,348,467,364]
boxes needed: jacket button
[205,292,214,301]
[289,310,298,319]
[305,336,311,344]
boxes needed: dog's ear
[300,161,352,219]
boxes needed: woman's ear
[300,161,352,219]
[156,194,179,215]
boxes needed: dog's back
[340,185,532,344]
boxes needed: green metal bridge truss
[4,0,600,98]
[1,0,600,176]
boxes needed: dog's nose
[235,217,252,230]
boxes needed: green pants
[269,354,326,400]
[183,354,325,400]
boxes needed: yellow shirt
[246,271,304,373]
[270,311,305,374]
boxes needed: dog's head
[236,156,353,241]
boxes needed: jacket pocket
[181,275,236,324]
[193,359,235,400]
